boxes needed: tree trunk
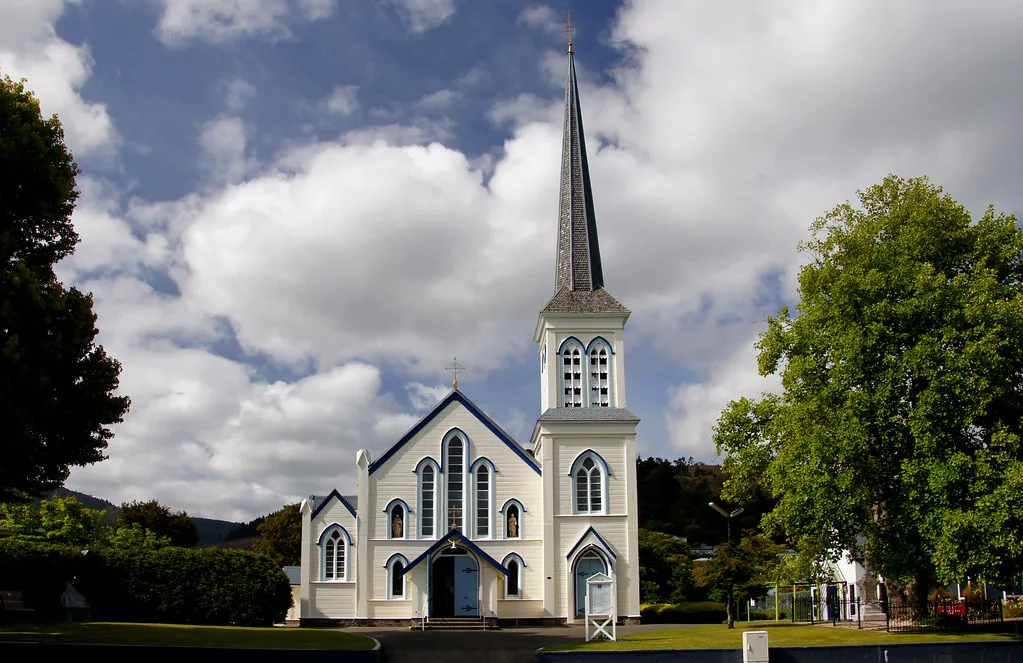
[727,584,735,629]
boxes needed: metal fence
[785,596,1004,632]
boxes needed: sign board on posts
[584,572,616,642]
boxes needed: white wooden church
[298,41,642,626]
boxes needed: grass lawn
[548,621,1022,651]
[0,622,376,650]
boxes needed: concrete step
[411,618,501,631]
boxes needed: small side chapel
[298,38,642,625]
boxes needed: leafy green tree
[1,73,130,502]
[0,495,107,546]
[695,533,783,628]
[107,522,171,551]
[715,175,1023,592]
[637,528,696,604]
[253,503,301,566]
[116,499,199,548]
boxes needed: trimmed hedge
[0,538,291,626]
[641,601,726,624]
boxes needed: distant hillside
[46,488,247,547]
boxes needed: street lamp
[709,502,744,629]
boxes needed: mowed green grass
[548,621,1022,651]
[0,622,376,650]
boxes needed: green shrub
[1004,597,1023,619]
[641,601,726,624]
[0,537,291,626]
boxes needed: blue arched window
[415,458,439,539]
[384,499,410,540]
[318,525,351,581]
[571,451,609,514]
[445,434,466,530]
[502,553,526,598]
[385,553,409,599]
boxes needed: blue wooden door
[453,556,478,616]
[574,554,606,616]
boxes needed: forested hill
[636,458,775,546]
[46,488,246,546]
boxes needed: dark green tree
[715,175,1023,592]
[116,499,198,548]
[694,533,783,629]
[637,528,696,604]
[1,73,130,502]
[253,503,301,566]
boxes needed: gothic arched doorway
[573,549,608,617]
[430,546,479,617]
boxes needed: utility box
[742,630,769,663]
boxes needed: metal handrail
[479,599,486,630]
[422,596,428,630]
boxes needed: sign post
[584,572,616,642]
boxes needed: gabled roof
[400,528,510,577]
[542,287,629,315]
[566,525,617,562]
[309,489,358,518]
[369,389,541,476]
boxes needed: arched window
[561,342,583,407]
[417,460,437,540]
[502,553,525,599]
[385,499,409,539]
[475,465,491,538]
[319,525,351,581]
[385,554,408,599]
[572,452,607,514]
[588,340,611,407]
[502,499,525,539]
[446,435,465,530]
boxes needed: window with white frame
[419,462,436,538]
[588,341,611,407]
[503,554,524,598]
[475,464,491,538]
[561,343,583,407]
[446,435,465,530]
[320,525,350,581]
[386,555,407,599]
[573,453,606,514]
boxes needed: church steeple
[555,31,604,294]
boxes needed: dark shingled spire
[554,45,603,293]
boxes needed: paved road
[343,623,704,663]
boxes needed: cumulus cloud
[325,84,359,115]
[388,0,456,33]
[155,0,337,45]
[199,116,253,184]
[0,0,116,157]
[221,78,257,112]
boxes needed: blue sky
[3,0,1022,520]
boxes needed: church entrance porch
[573,550,608,617]
[430,547,479,617]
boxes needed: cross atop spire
[553,29,604,294]
[564,10,577,55]
[446,356,465,390]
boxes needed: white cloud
[198,116,253,184]
[326,84,359,115]
[388,0,456,34]
[0,0,116,157]
[406,382,451,411]
[414,88,459,112]
[518,5,560,33]
[222,78,257,112]
[155,0,337,45]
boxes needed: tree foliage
[715,175,1023,588]
[638,528,696,604]
[694,533,783,628]
[1,495,107,546]
[253,503,301,566]
[1,73,130,502]
[116,499,199,548]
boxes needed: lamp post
[709,502,744,629]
